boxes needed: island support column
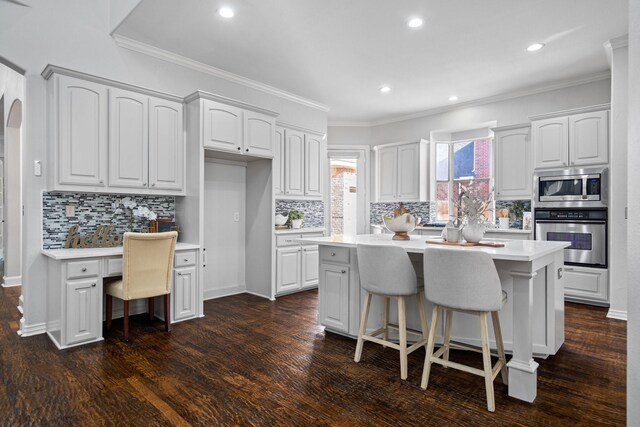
[507,269,540,402]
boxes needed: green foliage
[289,210,305,220]
[510,201,525,219]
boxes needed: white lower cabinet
[173,266,197,322]
[65,278,101,346]
[276,246,302,293]
[563,266,608,304]
[275,231,323,295]
[319,262,350,333]
[301,245,319,288]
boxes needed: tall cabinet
[493,124,532,200]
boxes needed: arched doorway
[3,98,22,287]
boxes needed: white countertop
[371,223,532,235]
[41,242,200,260]
[298,234,568,262]
[274,227,326,235]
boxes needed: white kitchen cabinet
[149,98,184,191]
[109,89,149,189]
[173,266,197,322]
[276,246,302,293]
[55,75,109,188]
[493,124,532,200]
[304,134,323,197]
[275,231,324,295]
[319,263,350,333]
[65,278,101,346]
[203,100,243,153]
[274,127,285,196]
[284,129,305,196]
[531,107,609,170]
[244,110,275,157]
[563,266,608,305]
[374,140,428,202]
[301,245,320,288]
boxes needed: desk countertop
[41,242,200,260]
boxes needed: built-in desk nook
[42,243,201,349]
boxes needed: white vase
[291,219,303,229]
[462,222,485,243]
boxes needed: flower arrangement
[452,180,494,226]
[112,197,157,231]
[288,210,304,220]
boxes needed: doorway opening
[327,147,369,236]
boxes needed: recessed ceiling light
[527,43,545,52]
[379,86,391,93]
[407,18,423,28]
[218,7,234,18]
[449,95,458,102]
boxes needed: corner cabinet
[374,140,428,202]
[493,124,532,200]
[276,125,326,199]
[531,106,609,170]
[44,66,185,195]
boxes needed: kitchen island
[298,234,570,403]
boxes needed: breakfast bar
[298,234,570,403]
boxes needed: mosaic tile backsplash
[275,199,325,228]
[42,192,175,249]
[494,199,532,229]
[370,202,435,225]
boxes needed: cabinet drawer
[300,232,324,243]
[104,257,123,277]
[320,246,349,264]
[277,234,302,247]
[66,260,100,280]
[175,251,197,267]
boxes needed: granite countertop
[274,227,326,235]
[42,242,200,260]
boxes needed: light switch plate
[233,212,240,222]
[34,160,42,176]
[65,205,75,218]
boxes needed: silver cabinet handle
[177,272,182,276]
[564,267,574,271]
[331,252,336,256]
[99,180,104,184]
[91,283,96,287]
[81,268,87,272]
[341,270,346,274]
[237,147,241,151]
[151,183,156,187]
[184,258,189,262]
[142,182,147,186]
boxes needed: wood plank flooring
[0,286,626,426]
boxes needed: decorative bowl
[382,213,417,240]
[275,214,288,226]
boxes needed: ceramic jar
[462,222,485,243]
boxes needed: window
[434,138,493,222]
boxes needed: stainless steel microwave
[533,167,608,208]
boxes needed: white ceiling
[115,0,628,123]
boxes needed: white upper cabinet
[55,75,108,188]
[494,124,532,200]
[284,129,305,196]
[149,98,184,191]
[202,100,243,153]
[109,89,149,189]
[244,111,275,157]
[304,134,322,197]
[374,140,428,202]
[532,107,609,169]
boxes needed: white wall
[0,0,327,332]
[327,125,371,146]
[627,1,640,424]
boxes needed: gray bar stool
[421,247,508,412]
[354,244,429,380]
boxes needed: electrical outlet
[65,205,75,218]
[233,212,240,222]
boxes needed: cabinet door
[569,111,609,167]
[243,111,274,157]
[173,266,197,321]
[301,245,319,288]
[319,264,349,332]
[276,247,301,293]
[203,100,243,153]
[533,117,569,169]
[149,98,184,192]
[564,266,608,304]
[397,143,420,201]
[495,127,532,199]
[65,279,100,345]
[57,75,108,187]
[377,146,397,202]
[304,134,323,197]
[284,130,305,196]
[273,127,285,196]
[109,89,149,189]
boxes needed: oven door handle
[534,220,606,225]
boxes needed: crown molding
[529,103,610,121]
[113,34,331,113]
[490,123,531,133]
[327,121,372,127]
[186,90,279,117]
[275,120,325,136]
[608,35,629,49]
[329,71,611,128]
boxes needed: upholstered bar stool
[421,247,508,412]
[354,244,429,380]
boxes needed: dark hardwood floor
[0,286,626,426]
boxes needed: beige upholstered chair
[105,231,178,340]
[354,244,429,380]
[421,247,508,412]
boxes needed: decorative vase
[291,219,303,229]
[462,222,485,243]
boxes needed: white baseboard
[2,275,21,287]
[244,290,272,300]
[203,284,246,300]
[607,309,628,321]
[18,318,46,337]
[17,294,24,314]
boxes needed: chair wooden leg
[354,292,372,362]
[106,294,112,331]
[398,296,408,380]
[443,309,453,365]
[164,294,171,332]
[416,291,429,341]
[123,300,129,341]
[491,311,509,385]
[382,296,390,347]
[480,312,496,412]
[421,305,440,389]
[148,297,155,321]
